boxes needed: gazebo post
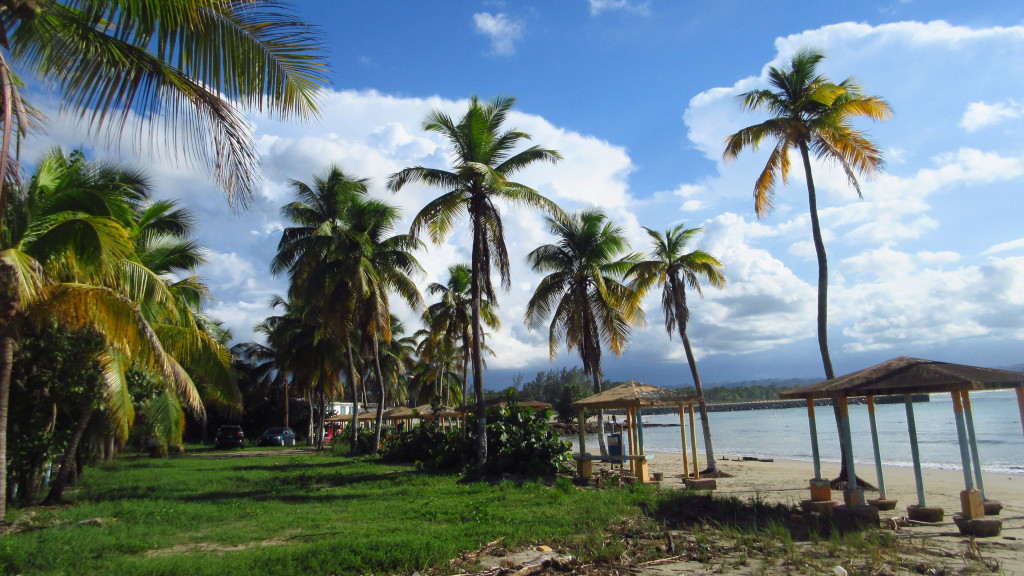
[688,404,699,479]
[866,395,888,500]
[960,391,987,501]
[951,391,985,519]
[805,398,831,502]
[636,407,645,456]
[623,408,633,474]
[904,395,928,507]
[837,396,864,506]
[678,404,689,478]
[1017,386,1024,438]
[575,408,591,480]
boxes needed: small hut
[781,356,1023,534]
[572,381,699,484]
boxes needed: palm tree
[273,166,422,453]
[0,0,328,222]
[424,263,499,408]
[723,48,891,481]
[628,225,725,472]
[524,209,644,456]
[388,96,562,473]
[0,149,235,509]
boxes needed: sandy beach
[645,452,1024,521]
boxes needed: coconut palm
[0,0,328,222]
[388,96,562,472]
[424,263,499,408]
[273,166,422,453]
[628,225,725,472]
[0,149,234,510]
[524,209,644,456]
[723,47,891,480]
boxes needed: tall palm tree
[628,225,725,472]
[424,263,499,408]
[723,48,891,480]
[524,209,644,456]
[388,96,562,472]
[0,0,328,222]
[273,166,422,453]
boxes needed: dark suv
[214,425,246,449]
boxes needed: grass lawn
[0,450,649,576]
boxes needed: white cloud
[983,237,1024,256]
[473,12,524,56]
[587,0,651,16]
[960,100,1023,132]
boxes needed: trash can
[607,433,622,458]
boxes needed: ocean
[573,389,1023,475]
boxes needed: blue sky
[32,1,1024,388]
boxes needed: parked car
[214,425,245,449]
[257,427,298,447]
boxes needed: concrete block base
[868,498,898,511]
[983,500,1003,516]
[800,499,839,515]
[907,505,944,523]
[833,505,880,530]
[960,489,985,519]
[843,488,866,507]
[684,478,717,490]
[809,478,832,502]
[954,515,1002,537]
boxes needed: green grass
[1,452,644,576]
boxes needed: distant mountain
[703,377,820,390]
[1000,363,1024,373]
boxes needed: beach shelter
[572,381,699,482]
[780,356,1024,525]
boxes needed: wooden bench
[573,453,652,482]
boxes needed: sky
[27,0,1024,390]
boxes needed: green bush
[382,398,571,478]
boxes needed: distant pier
[704,393,930,413]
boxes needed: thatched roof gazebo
[571,381,699,483]
[781,356,1024,529]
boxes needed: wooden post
[806,398,822,480]
[636,407,645,456]
[904,394,927,507]
[950,391,975,490]
[678,404,689,478]
[838,396,857,490]
[625,408,635,461]
[961,391,987,499]
[577,409,587,457]
[688,404,699,479]
[867,395,887,499]
[1017,386,1024,438]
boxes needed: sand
[645,452,1024,520]
[624,452,1024,574]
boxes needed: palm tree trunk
[469,207,487,475]
[673,278,718,472]
[371,338,386,453]
[0,262,20,520]
[282,373,289,429]
[43,403,93,504]
[800,143,858,483]
[346,339,360,454]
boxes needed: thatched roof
[572,381,698,410]
[779,356,1024,400]
[456,399,553,413]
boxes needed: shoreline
[643,452,1024,522]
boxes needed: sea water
[573,389,1023,474]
